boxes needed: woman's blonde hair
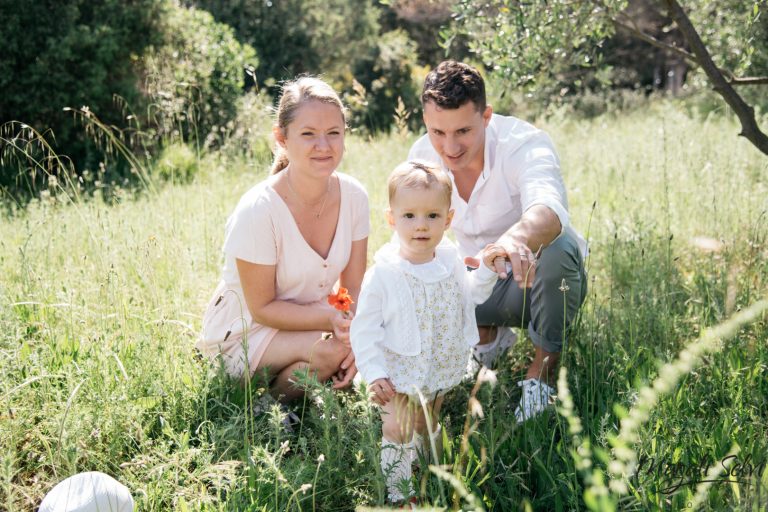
[270,77,347,175]
[387,160,452,206]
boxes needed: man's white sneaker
[514,378,556,423]
[472,327,517,369]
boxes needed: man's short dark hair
[421,60,486,112]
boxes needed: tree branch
[728,76,768,86]
[664,0,768,155]
[612,17,768,87]
[612,18,695,64]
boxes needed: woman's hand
[368,378,396,406]
[332,354,357,389]
[329,310,353,344]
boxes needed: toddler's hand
[368,378,395,406]
[481,243,510,279]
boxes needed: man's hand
[498,204,561,288]
[499,234,538,289]
[368,378,396,405]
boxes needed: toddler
[351,160,507,504]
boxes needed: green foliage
[686,0,767,77]
[216,91,274,165]
[379,0,469,65]
[349,29,424,133]
[154,143,198,183]
[451,0,768,113]
[189,0,427,134]
[140,3,258,149]
[0,0,163,191]
[451,0,627,91]
[683,0,768,112]
[0,1,263,201]
[189,0,380,88]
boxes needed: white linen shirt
[408,114,587,259]
[350,239,498,384]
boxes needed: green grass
[1,100,767,510]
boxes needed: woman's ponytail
[270,147,289,175]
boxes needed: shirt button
[323,263,329,268]
[318,283,324,288]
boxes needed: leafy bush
[189,0,380,88]
[140,3,258,150]
[154,143,198,183]
[0,1,262,201]
[190,0,425,134]
[0,0,162,194]
[348,30,424,133]
[217,91,274,165]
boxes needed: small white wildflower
[614,446,635,461]
[299,484,312,494]
[559,279,570,292]
[609,479,628,494]
[317,454,325,463]
[608,460,625,476]
[639,387,656,404]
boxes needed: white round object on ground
[39,471,133,512]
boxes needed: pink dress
[197,172,369,378]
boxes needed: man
[408,61,587,422]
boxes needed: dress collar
[374,238,458,283]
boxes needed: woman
[197,77,369,401]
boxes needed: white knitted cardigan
[350,239,497,383]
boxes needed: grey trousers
[475,233,587,353]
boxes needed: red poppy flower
[328,287,353,314]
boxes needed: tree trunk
[664,0,768,156]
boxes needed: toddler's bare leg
[413,395,444,464]
[380,393,418,502]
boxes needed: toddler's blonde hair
[387,160,452,206]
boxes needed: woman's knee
[308,338,349,377]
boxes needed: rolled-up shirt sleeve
[513,132,570,235]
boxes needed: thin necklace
[285,170,331,219]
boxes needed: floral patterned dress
[383,261,469,398]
